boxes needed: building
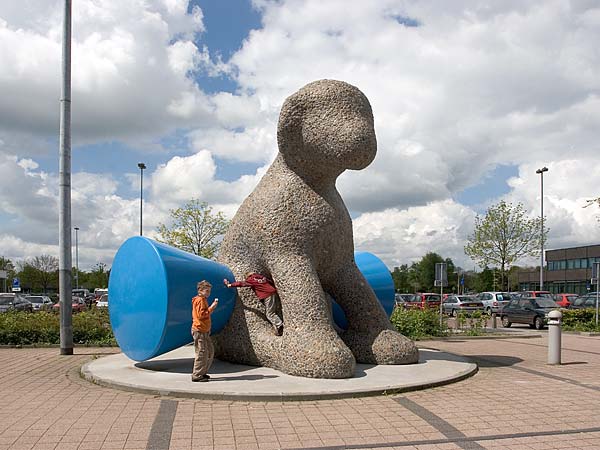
[518,244,600,294]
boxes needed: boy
[224,273,283,335]
[191,280,218,382]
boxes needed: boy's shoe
[275,325,283,336]
[191,374,210,382]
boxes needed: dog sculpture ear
[277,91,304,158]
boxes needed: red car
[553,293,578,308]
[404,293,442,310]
[52,296,87,313]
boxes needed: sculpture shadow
[469,355,524,368]
[418,349,472,364]
[210,374,279,382]
[135,358,256,375]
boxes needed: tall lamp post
[536,166,548,290]
[74,227,79,289]
[58,0,73,355]
[138,162,146,236]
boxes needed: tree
[157,199,229,259]
[416,252,455,291]
[472,266,495,292]
[391,264,411,293]
[0,257,15,292]
[464,200,547,291]
[407,263,420,292]
[29,255,59,293]
[79,263,110,289]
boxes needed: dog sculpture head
[277,79,377,176]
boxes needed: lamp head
[536,167,548,174]
[138,163,146,170]
[74,227,79,231]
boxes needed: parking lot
[1,333,599,450]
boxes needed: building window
[580,258,589,269]
[559,260,567,270]
[567,259,576,269]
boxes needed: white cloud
[231,0,600,213]
[150,150,267,207]
[1,0,600,275]
[353,200,476,269]
[0,0,218,149]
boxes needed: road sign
[12,277,20,288]
[592,262,600,283]
[434,263,448,287]
[11,287,21,292]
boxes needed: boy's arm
[224,278,249,288]
[208,298,219,313]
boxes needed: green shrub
[390,307,448,340]
[0,308,116,345]
[561,309,600,332]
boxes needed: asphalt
[81,346,478,401]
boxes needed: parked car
[570,294,599,310]
[25,295,54,311]
[475,292,513,314]
[0,294,33,313]
[404,293,441,310]
[500,297,559,330]
[442,295,484,317]
[52,296,87,313]
[394,294,413,308]
[94,288,108,298]
[553,293,578,308]
[515,290,553,299]
[96,294,108,308]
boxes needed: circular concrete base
[82,346,477,401]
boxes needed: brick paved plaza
[1,333,599,450]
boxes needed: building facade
[518,244,600,294]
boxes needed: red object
[405,293,442,310]
[229,273,277,300]
[52,296,86,313]
[554,293,577,308]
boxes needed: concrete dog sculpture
[215,79,418,378]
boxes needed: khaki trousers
[192,331,214,378]
[263,294,283,328]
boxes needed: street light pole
[58,0,73,355]
[74,227,79,289]
[138,162,146,236]
[536,166,548,290]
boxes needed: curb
[416,332,542,341]
[80,354,478,402]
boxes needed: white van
[72,288,90,298]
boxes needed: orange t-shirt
[191,295,215,333]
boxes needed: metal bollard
[491,312,497,329]
[547,310,562,365]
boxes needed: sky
[1,0,600,273]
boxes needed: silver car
[25,295,54,311]
[442,295,484,317]
[475,292,514,314]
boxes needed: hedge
[0,308,116,346]
[560,308,600,332]
[390,306,449,339]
